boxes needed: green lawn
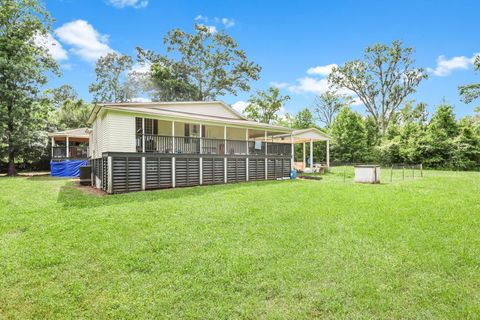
[1,171,480,319]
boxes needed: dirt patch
[298,175,323,181]
[71,182,107,196]
[0,171,50,177]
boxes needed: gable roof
[48,127,89,138]
[273,128,331,142]
[87,101,292,132]
[88,101,247,124]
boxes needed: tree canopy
[244,87,290,124]
[330,107,368,163]
[0,0,58,175]
[312,90,353,127]
[329,40,427,133]
[459,55,480,104]
[89,52,136,103]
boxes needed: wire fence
[326,163,423,183]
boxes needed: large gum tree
[329,40,427,134]
[0,0,58,175]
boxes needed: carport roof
[273,128,331,143]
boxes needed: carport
[273,128,332,172]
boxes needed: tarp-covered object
[50,160,88,177]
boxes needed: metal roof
[48,127,90,138]
[273,128,332,143]
[89,101,293,132]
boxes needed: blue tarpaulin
[50,160,88,177]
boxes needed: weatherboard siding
[105,111,136,153]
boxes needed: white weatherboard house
[86,101,331,193]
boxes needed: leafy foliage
[46,84,78,108]
[312,90,353,127]
[0,0,59,175]
[329,41,427,133]
[244,87,290,124]
[330,107,368,162]
[153,24,261,101]
[293,108,315,129]
[459,55,480,104]
[135,47,198,101]
[89,52,137,103]
[56,99,91,130]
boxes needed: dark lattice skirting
[96,153,291,194]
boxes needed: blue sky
[44,0,480,119]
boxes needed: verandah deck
[92,153,291,194]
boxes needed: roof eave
[102,106,292,132]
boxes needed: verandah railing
[52,145,89,159]
[135,134,292,156]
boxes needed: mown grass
[1,171,480,319]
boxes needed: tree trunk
[380,116,387,135]
[6,102,17,176]
[8,149,17,176]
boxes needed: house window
[136,118,159,135]
[184,123,200,137]
[145,119,153,135]
[136,118,142,134]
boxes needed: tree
[312,90,353,127]
[451,118,480,170]
[56,99,92,130]
[161,24,261,100]
[330,107,368,163]
[419,104,458,168]
[329,40,428,133]
[0,0,58,175]
[89,52,136,103]
[293,108,315,129]
[365,115,380,149]
[135,48,198,101]
[244,87,290,124]
[459,55,480,104]
[46,84,78,108]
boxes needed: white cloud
[270,81,289,89]
[428,54,475,77]
[34,33,68,61]
[60,63,73,70]
[107,0,148,8]
[289,77,330,95]
[232,100,248,113]
[130,62,151,74]
[220,17,235,28]
[204,25,217,33]
[55,20,114,62]
[195,15,235,30]
[288,76,362,106]
[306,63,338,76]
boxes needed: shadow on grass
[26,175,73,181]
[56,179,288,209]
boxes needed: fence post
[420,164,423,177]
[199,157,203,185]
[172,157,176,188]
[412,165,415,179]
[224,157,227,183]
[107,156,113,194]
[142,118,145,153]
[403,166,405,181]
[141,156,146,190]
[343,165,346,183]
